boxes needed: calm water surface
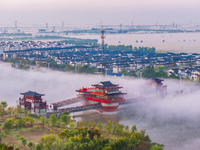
[68,32,200,53]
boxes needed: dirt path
[34,123,59,132]
[6,136,30,150]
[0,128,29,150]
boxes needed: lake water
[68,32,200,53]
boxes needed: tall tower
[14,21,17,29]
[101,27,106,74]
[120,23,122,30]
[62,21,64,31]
[173,22,175,29]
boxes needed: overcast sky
[0,0,199,26]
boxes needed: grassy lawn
[11,126,51,144]
[19,128,51,143]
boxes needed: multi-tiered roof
[76,81,127,103]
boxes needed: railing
[51,97,83,107]
[47,103,101,114]
[34,103,39,107]
[85,96,125,103]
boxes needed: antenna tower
[120,23,122,30]
[101,26,106,75]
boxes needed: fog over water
[68,32,200,53]
[1,63,200,149]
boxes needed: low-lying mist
[0,63,200,150]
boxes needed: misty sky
[0,0,199,26]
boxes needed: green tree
[131,125,137,133]
[1,133,6,139]
[150,143,164,150]
[49,114,58,127]
[29,118,35,128]
[60,122,66,128]
[121,69,128,75]
[58,131,67,140]
[154,65,166,72]
[40,116,46,126]
[1,101,8,117]
[20,136,27,146]
[92,122,96,128]
[125,125,129,133]
[107,120,112,127]
[35,143,43,150]
[3,118,14,133]
[15,106,20,117]
[17,119,25,131]
[65,64,74,72]
[74,129,79,136]
[88,129,95,140]
[83,122,87,127]
[88,122,92,128]
[70,122,75,128]
[16,134,20,139]
[24,108,28,116]
[112,121,117,134]
[78,121,83,127]
[81,130,87,138]
[60,114,70,126]
[41,134,57,149]
[106,126,111,134]
[97,122,102,131]
[27,141,34,149]
[7,106,13,116]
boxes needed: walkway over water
[47,103,101,115]
[119,98,136,105]
[51,97,84,108]
[46,98,136,115]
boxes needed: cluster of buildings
[0,41,74,52]
[1,41,200,76]
[168,66,200,81]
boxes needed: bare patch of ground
[19,127,51,143]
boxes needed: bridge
[119,98,136,105]
[46,103,102,116]
[45,98,137,116]
[50,97,84,109]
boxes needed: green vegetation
[0,33,32,37]
[0,102,164,150]
[139,65,168,78]
[9,58,98,74]
[77,65,96,74]
[0,143,14,149]
[0,35,98,45]
[104,44,156,53]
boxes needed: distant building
[19,91,47,114]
